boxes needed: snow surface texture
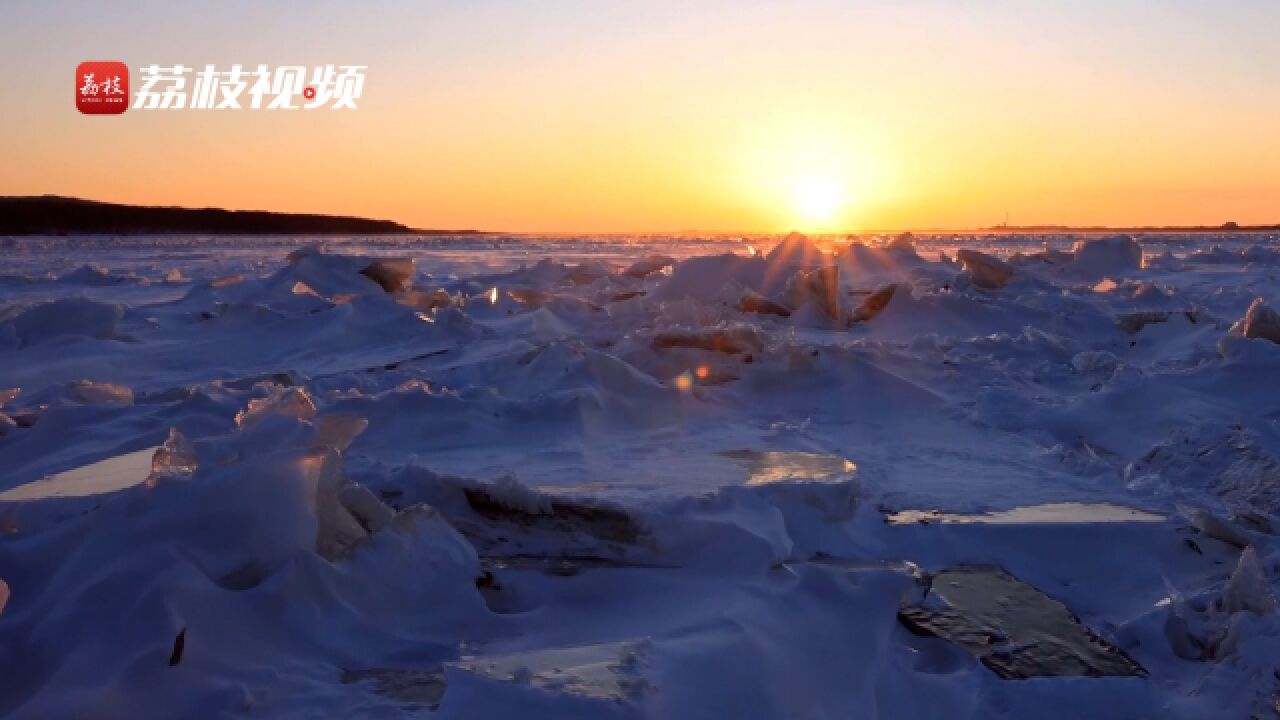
[2,232,1280,718]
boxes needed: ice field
[1,231,1280,718]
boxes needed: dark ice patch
[462,488,644,545]
[897,565,1145,679]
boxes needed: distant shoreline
[0,196,483,236]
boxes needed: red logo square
[76,61,129,115]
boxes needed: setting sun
[792,175,844,230]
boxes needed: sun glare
[792,175,843,229]
[731,121,891,233]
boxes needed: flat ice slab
[886,502,1164,525]
[0,446,157,502]
[899,565,1146,679]
[716,449,857,485]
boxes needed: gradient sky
[3,1,1279,232]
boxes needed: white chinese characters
[133,65,366,110]
[80,73,126,98]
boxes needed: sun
[792,175,844,230]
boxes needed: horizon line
[5,194,1279,237]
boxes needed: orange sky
[4,1,1279,233]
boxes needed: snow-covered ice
[2,231,1280,718]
